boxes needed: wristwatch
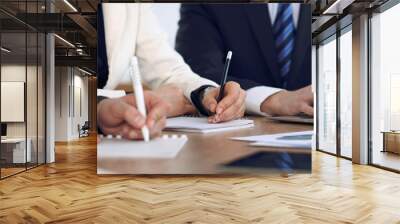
[190,85,216,116]
[200,86,216,101]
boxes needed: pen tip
[227,51,232,59]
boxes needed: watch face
[203,86,215,98]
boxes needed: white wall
[54,67,89,141]
[151,3,181,47]
[55,66,69,141]
[72,73,89,138]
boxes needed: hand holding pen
[97,92,168,140]
[201,51,246,123]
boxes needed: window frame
[367,0,400,173]
[315,19,353,160]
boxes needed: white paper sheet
[166,117,254,133]
[230,131,313,149]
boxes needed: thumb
[301,103,314,116]
[202,88,218,113]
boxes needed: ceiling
[0,0,98,73]
[0,0,392,73]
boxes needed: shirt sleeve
[136,5,218,101]
[245,86,282,116]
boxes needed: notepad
[165,117,254,133]
[231,131,313,149]
[98,134,187,159]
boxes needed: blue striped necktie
[272,4,295,88]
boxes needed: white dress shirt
[102,4,217,101]
[246,3,300,115]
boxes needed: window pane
[340,29,352,158]
[27,31,38,169]
[318,37,337,154]
[1,30,28,177]
[371,4,400,171]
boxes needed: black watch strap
[190,85,215,116]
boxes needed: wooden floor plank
[0,135,399,224]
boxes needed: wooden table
[382,131,400,154]
[97,117,313,174]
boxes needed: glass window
[1,31,28,178]
[317,36,337,154]
[0,1,46,179]
[339,29,352,158]
[27,30,38,169]
[371,3,400,171]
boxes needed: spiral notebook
[98,134,187,159]
[165,117,254,133]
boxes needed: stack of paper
[165,117,254,133]
[231,131,313,149]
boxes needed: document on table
[230,131,313,149]
[266,115,313,124]
[98,134,187,159]
[165,117,254,133]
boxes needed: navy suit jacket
[175,4,311,91]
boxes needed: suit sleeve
[175,4,263,90]
[135,5,217,100]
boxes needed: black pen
[216,51,232,102]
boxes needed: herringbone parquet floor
[1,135,400,224]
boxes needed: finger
[101,119,136,136]
[125,129,142,140]
[218,103,245,123]
[236,104,246,118]
[301,103,314,116]
[303,85,314,102]
[122,106,147,129]
[215,82,240,115]
[121,93,164,128]
[207,114,218,123]
[149,117,166,138]
[216,100,242,122]
[101,123,142,140]
[101,125,122,136]
[202,88,218,113]
[217,89,246,122]
[147,101,168,129]
[120,124,143,140]
[108,99,146,129]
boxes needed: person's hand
[202,81,246,123]
[97,91,170,140]
[153,84,196,117]
[261,85,313,116]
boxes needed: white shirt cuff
[97,89,126,98]
[245,86,282,116]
